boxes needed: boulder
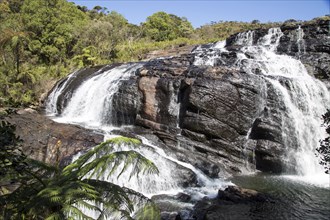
[151,193,194,220]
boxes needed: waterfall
[69,134,230,219]
[296,25,306,57]
[193,27,330,186]
[46,60,231,218]
[46,25,329,220]
[47,63,142,130]
[235,30,254,46]
[193,40,227,66]
[88,135,229,200]
[45,70,79,116]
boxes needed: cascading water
[46,60,231,218]
[296,25,306,57]
[193,40,228,66]
[47,63,142,130]
[46,24,329,219]
[193,27,330,187]
[46,70,80,115]
[235,30,255,46]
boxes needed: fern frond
[62,204,95,220]
[1,136,161,219]
[45,212,66,220]
[66,137,158,181]
[62,141,112,177]
[134,203,161,220]
[82,179,135,215]
[74,200,102,214]
[77,150,158,181]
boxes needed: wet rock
[111,78,142,126]
[277,19,330,79]
[3,111,103,165]
[250,118,282,143]
[193,186,274,220]
[151,193,193,220]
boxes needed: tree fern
[1,136,160,219]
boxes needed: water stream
[194,27,329,187]
[46,25,329,219]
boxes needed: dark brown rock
[193,186,275,220]
[3,111,103,165]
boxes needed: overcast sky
[69,0,330,28]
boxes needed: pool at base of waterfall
[228,173,330,220]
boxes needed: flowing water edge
[231,173,330,220]
[46,26,330,219]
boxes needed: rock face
[277,19,330,79]
[45,18,329,177]
[133,60,265,176]
[3,109,104,165]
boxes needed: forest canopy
[0,0,311,107]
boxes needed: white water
[193,27,330,187]
[45,70,79,116]
[137,136,230,200]
[297,25,306,57]
[50,63,141,129]
[70,134,230,201]
[235,30,254,46]
[46,61,232,218]
[193,40,227,66]
[69,134,230,219]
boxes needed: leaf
[134,203,161,220]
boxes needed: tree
[0,28,30,75]
[0,136,160,219]
[143,11,193,41]
[317,110,330,174]
[21,0,88,64]
[75,11,131,62]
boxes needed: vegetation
[143,12,193,41]
[0,120,26,196]
[317,110,330,174]
[0,120,160,219]
[0,0,291,108]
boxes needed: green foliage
[73,11,139,64]
[1,0,326,108]
[0,120,26,196]
[21,0,88,64]
[143,11,193,41]
[73,46,98,67]
[0,136,160,219]
[317,110,330,174]
[115,37,202,63]
[195,20,279,42]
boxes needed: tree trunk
[16,43,19,76]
